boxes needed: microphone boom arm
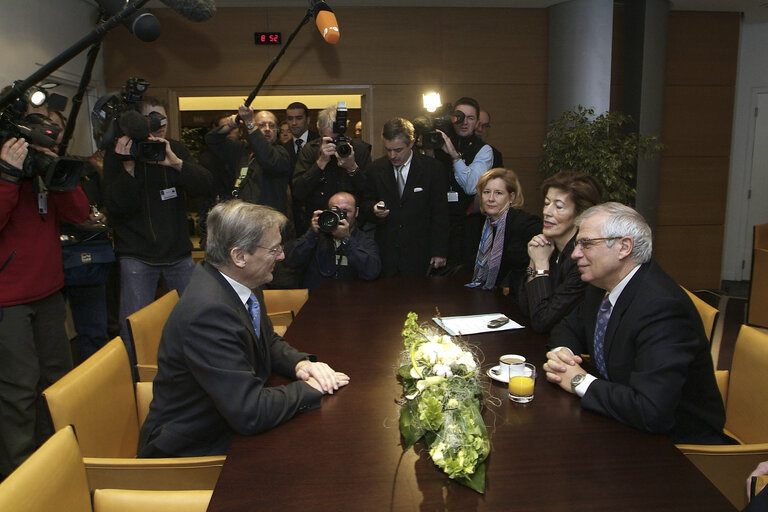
[244,8,313,107]
[0,0,151,111]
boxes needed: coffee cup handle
[490,366,501,375]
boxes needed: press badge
[234,166,249,189]
[160,187,178,200]
[447,191,459,203]
[37,192,48,214]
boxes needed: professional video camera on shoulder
[0,82,84,191]
[332,101,353,158]
[91,77,166,163]
[413,103,465,150]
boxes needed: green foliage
[539,105,664,205]
[180,126,207,160]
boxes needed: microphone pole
[0,0,151,111]
[244,7,314,107]
[58,39,103,156]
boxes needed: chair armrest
[676,443,768,509]
[83,456,225,491]
[92,489,213,512]
[137,364,158,382]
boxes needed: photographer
[292,104,371,235]
[285,192,381,291]
[102,96,212,361]
[0,132,90,478]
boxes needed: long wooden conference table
[207,277,735,511]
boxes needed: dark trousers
[0,292,73,477]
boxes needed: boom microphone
[311,0,339,44]
[158,0,217,22]
[118,110,150,140]
[95,0,161,42]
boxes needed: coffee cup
[491,354,526,380]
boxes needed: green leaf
[455,462,486,493]
[399,400,425,449]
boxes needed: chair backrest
[0,426,91,511]
[44,337,140,458]
[92,489,213,512]
[682,287,719,342]
[723,325,768,444]
[135,381,154,429]
[263,289,309,321]
[128,289,180,380]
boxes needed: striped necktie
[593,294,612,378]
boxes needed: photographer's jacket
[0,179,89,305]
[103,140,211,264]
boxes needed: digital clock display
[254,32,282,45]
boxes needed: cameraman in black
[292,104,371,236]
[285,191,380,291]
[102,96,212,363]
[0,119,90,478]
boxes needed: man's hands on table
[295,360,350,394]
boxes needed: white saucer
[487,366,508,383]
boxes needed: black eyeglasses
[574,237,622,250]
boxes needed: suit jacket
[551,261,727,444]
[283,130,320,169]
[518,234,587,333]
[138,261,322,457]
[463,208,542,296]
[364,153,449,278]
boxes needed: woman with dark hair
[466,168,541,297]
[519,171,602,333]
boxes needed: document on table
[432,313,524,336]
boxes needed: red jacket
[0,178,89,306]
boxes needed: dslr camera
[0,83,84,190]
[332,101,353,158]
[413,103,465,150]
[317,206,347,234]
[91,77,166,162]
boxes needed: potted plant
[539,105,663,205]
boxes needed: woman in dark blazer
[466,168,541,298]
[518,171,602,333]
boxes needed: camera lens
[317,210,341,233]
[337,141,352,158]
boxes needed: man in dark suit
[365,117,449,278]
[543,202,727,444]
[283,102,319,166]
[138,201,349,457]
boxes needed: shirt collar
[219,270,252,308]
[607,264,641,306]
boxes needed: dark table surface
[207,277,735,512]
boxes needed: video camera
[91,77,166,162]
[413,103,465,150]
[332,101,353,158]
[0,82,84,191]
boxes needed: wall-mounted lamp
[422,92,441,113]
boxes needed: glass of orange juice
[508,363,536,403]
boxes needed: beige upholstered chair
[677,325,768,509]
[128,289,179,381]
[43,337,224,490]
[263,288,309,333]
[0,426,92,511]
[92,489,212,512]
[682,287,719,343]
[0,426,214,512]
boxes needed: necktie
[396,165,405,197]
[593,295,612,379]
[246,293,261,337]
[295,138,303,154]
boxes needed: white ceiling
[145,0,767,23]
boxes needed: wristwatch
[245,121,256,131]
[571,373,587,393]
[526,267,550,278]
